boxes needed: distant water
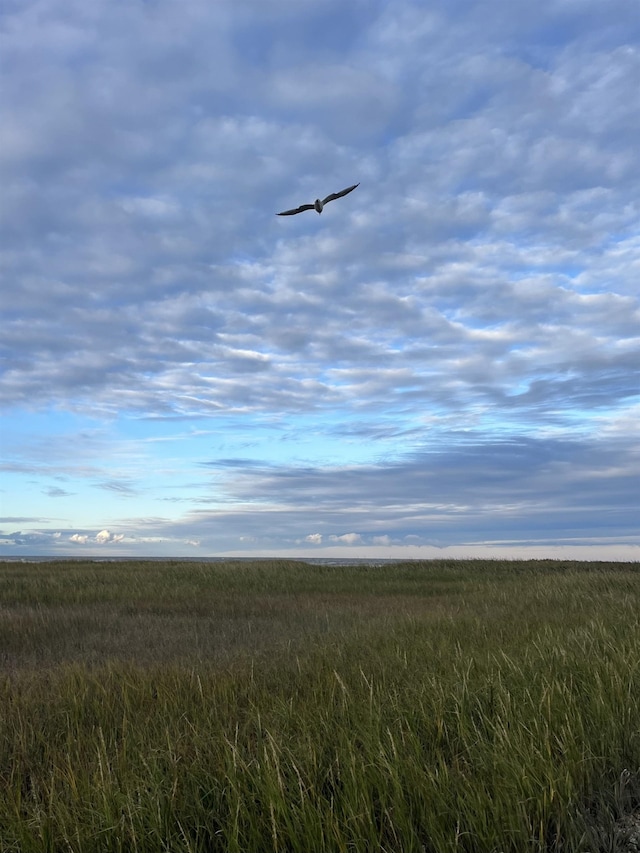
[2,556,403,567]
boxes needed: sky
[1,0,639,561]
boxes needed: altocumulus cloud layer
[1,0,639,558]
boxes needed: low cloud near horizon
[1,0,639,560]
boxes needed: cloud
[95,529,124,544]
[68,530,124,546]
[0,517,49,524]
[329,533,363,545]
[45,486,73,498]
[1,0,638,558]
[97,481,138,497]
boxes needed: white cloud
[67,530,124,545]
[95,529,124,544]
[330,533,363,546]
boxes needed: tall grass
[0,559,639,851]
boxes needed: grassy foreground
[0,558,639,852]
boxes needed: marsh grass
[1,559,639,851]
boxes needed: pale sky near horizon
[1,0,639,560]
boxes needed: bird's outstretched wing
[321,183,359,205]
[276,203,316,216]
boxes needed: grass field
[0,558,639,852]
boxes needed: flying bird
[276,183,359,216]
